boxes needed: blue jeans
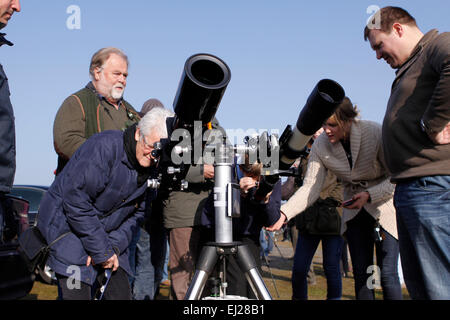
[260,229,274,257]
[394,175,450,300]
[162,240,169,281]
[131,227,155,300]
[131,225,168,300]
[292,233,344,300]
[128,227,141,285]
[345,209,402,300]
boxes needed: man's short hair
[140,98,165,116]
[89,47,129,78]
[364,6,417,41]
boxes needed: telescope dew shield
[173,53,231,126]
[279,79,345,170]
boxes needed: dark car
[0,195,35,299]
[9,185,49,227]
[9,185,55,285]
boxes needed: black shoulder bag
[295,197,341,236]
[18,226,70,273]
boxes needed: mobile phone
[342,199,355,206]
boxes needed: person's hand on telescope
[266,211,287,231]
[203,164,214,179]
[239,176,258,196]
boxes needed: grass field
[21,236,410,300]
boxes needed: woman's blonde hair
[329,96,359,132]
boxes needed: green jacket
[53,82,140,174]
[161,118,224,229]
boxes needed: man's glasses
[140,135,155,151]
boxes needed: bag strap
[47,231,71,248]
[43,199,137,249]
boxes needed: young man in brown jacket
[365,6,450,300]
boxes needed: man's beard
[110,84,125,100]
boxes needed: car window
[9,188,46,212]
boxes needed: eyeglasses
[140,135,155,151]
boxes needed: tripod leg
[236,244,272,300]
[184,245,218,300]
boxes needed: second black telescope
[278,79,345,171]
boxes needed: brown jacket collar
[393,29,439,87]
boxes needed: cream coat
[281,120,398,239]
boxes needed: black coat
[0,62,15,193]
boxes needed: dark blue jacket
[37,130,147,285]
[0,61,16,193]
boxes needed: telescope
[173,53,231,127]
[278,79,345,170]
[237,79,345,203]
[150,53,231,192]
[184,78,345,299]
[149,53,345,300]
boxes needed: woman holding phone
[267,97,402,300]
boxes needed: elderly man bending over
[37,107,173,300]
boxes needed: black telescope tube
[173,53,231,125]
[296,79,345,135]
[279,79,345,170]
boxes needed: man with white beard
[53,47,140,175]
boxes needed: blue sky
[3,0,450,186]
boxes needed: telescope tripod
[184,141,272,300]
[185,241,272,300]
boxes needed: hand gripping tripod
[185,139,272,300]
